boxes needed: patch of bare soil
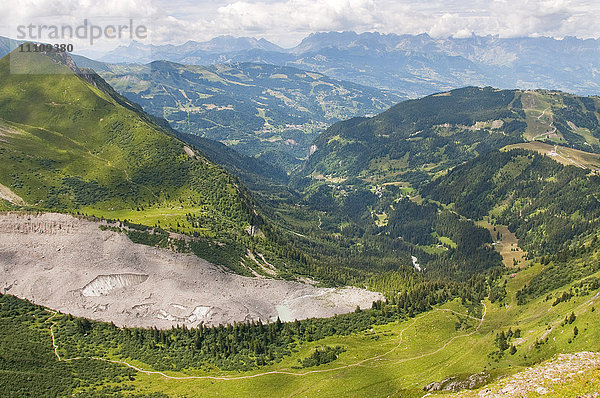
[0,212,382,328]
[0,183,25,205]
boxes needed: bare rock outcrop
[449,352,600,397]
[425,372,490,392]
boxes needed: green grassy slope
[0,49,288,275]
[0,50,252,225]
[173,131,290,193]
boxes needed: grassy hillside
[0,49,253,223]
[0,49,298,276]
[504,141,600,170]
[294,87,600,188]
[94,61,403,171]
[172,131,290,194]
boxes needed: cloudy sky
[2,0,599,51]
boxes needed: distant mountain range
[94,32,600,97]
[2,32,599,99]
[98,36,284,64]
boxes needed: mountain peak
[291,31,360,54]
[7,46,82,75]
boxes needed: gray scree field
[0,212,382,328]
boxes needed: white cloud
[489,0,574,37]
[1,0,599,49]
[2,0,157,52]
[216,0,382,32]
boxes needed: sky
[2,0,599,52]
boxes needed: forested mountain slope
[423,149,600,255]
[294,87,600,188]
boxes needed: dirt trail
[45,309,425,381]
[549,145,587,169]
[537,106,550,120]
[384,304,487,366]
[45,296,598,389]
[44,303,487,383]
[531,106,558,141]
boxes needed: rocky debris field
[450,352,600,397]
[425,372,490,393]
[0,212,382,328]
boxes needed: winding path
[389,304,487,365]
[537,107,550,120]
[44,304,487,382]
[531,106,558,141]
